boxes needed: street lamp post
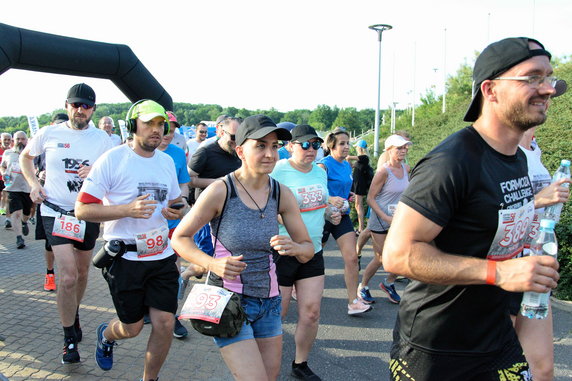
[369,24,392,157]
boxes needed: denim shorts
[213,294,283,348]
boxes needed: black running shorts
[321,214,354,243]
[8,191,33,215]
[390,335,530,381]
[103,254,179,324]
[276,250,325,287]
[42,215,100,251]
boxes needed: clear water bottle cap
[540,219,556,229]
[561,159,571,167]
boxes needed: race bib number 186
[52,215,86,242]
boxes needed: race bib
[486,201,534,261]
[294,184,327,212]
[387,204,397,216]
[52,215,86,242]
[135,225,169,258]
[180,284,234,323]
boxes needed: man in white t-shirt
[186,121,208,163]
[0,131,31,249]
[75,100,183,381]
[98,116,122,146]
[20,83,112,365]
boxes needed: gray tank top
[367,163,409,232]
[209,173,281,298]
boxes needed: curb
[551,296,572,313]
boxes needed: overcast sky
[1,0,570,118]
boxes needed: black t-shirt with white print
[396,126,534,355]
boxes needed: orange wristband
[486,260,496,285]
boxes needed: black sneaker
[62,337,80,364]
[291,361,321,380]
[22,222,29,236]
[5,219,12,229]
[16,236,25,249]
[173,317,188,339]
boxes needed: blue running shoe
[358,286,375,304]
[380,281,401,304]
[95,323,115,371]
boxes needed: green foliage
[308,104,339,131]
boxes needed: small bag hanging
[180,278,245,338]
[179,176,245,338]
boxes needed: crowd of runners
[0,36,569,381]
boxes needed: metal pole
[442,28,447,114]
[412,42,416,127]
[369,24,392,157]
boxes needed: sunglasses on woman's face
[294,141,321,150]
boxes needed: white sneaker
[348,299,372,315]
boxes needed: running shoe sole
[380,282,401,304]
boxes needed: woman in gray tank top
[172,115,314,381]
[357,134,411,305]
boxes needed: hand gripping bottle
[544,159,571,223]
[520,219,558,319]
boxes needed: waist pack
[181,282,246,338]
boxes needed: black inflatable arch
[0,23,173,110]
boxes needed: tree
[309,104,338,131]
[331,107,360,134]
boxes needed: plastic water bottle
[520,219,558,319]
[3,174,11,187]
[544,159,571,223]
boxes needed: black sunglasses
[295,141,321,150]
[224,130,236,141]
[198,130,208,134]
[70,102,94,110]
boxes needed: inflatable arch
[0,22,173,110]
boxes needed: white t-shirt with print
[79,144,181,261]
[27,122,113,217]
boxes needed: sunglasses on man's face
[295,141,321,150]
[70,102,93,110]
[198,130,208,134]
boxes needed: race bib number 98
[135,225,169,258]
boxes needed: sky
[1,0,571,118]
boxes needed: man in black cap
[185,116,242,275]
[20,83,112,364]
[383,38,561,380]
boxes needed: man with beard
[0,131,31,248]
[186,117,242,275]
[75,100,183,381]
[1,132,13,226]
[383,37,560,380]
[20,83,112,364]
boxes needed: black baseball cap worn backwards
[236,114,292,146]
[67,83,96,107]
[464,37,551,122]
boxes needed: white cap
[384,135,412,151]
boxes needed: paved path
[0,217,571,380]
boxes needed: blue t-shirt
[319,155,353,200]
[163,144,190,229]
[278,146,291,160]
[271,159,328,253]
